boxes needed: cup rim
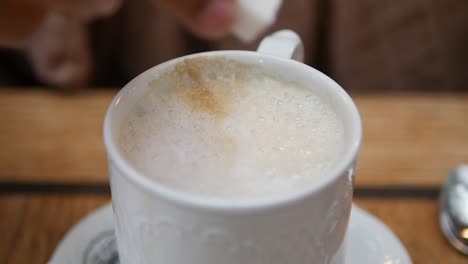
[103,50,362,212]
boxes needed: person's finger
[25,14,92,89]
[153,0,236,39]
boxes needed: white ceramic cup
[104,30,362,264]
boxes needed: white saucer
[49,204,412,264]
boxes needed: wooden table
[1,88,467,263]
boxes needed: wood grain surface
[0,89,467,187]
[0,194,466,264]
[356,94,468,187]
[356,199,467,264]
[1,89,468,263]
[0,89,114,184]
[0,194,109,264]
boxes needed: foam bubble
[120,58,344,200]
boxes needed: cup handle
[257,30,304,62]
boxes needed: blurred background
[1,0,467,92]
[1,1,468,263]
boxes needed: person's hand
[0,0,235,89]
[153,0,236,39]
[24,0,122,88]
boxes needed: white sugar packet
[232,0,283,42]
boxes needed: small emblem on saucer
[83,230,119,264]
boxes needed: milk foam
[119,58,344,200]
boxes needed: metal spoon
[440,165,468,255]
